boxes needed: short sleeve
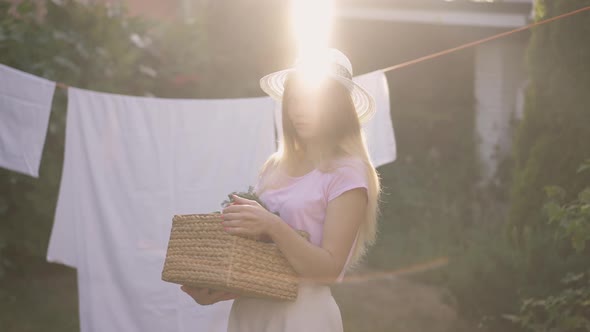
[327,160,369,202]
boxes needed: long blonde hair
[256,72,383,270]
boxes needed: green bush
[508,0,590,242]
[419,1,590,329]
[505,159,590,332]
[543,160,590,253]
[507,271,590,332]
[499,1,590,329]
[429,161,590,332]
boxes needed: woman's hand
[221,194,279,241]
[180,285,240,305]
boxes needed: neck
[297,140,335,166]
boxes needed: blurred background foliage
[412,1,590,331]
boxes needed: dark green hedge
[508,0,590,241]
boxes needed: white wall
[474,39,526,186]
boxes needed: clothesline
[53,5,590,91]
[380,5,590,73]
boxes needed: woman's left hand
[221,194,279,241]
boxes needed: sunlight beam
[289,0,334,87]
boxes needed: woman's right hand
[180,285,240,305]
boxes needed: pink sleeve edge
[327,183,369,202]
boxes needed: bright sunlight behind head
[289,0,334,88]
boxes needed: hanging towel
[46,87,277,332]
[273,70,396,168]
[0,63,56,177]
[353,70,397,167]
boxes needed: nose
[288,103,307,120]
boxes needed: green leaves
[508,270,590,332]
[218,186,280,217]
[542,182,590,253]
[577,159,590,174]
[579,188,590,205]
[544,185,567,202]
[507,158,590,331]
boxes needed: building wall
[475,37,527,186]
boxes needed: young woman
[181,48,382,331]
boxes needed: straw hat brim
[260,68,376,124]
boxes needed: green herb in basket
[213,186,280,217]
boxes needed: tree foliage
[508,0,590,241]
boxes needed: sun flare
[290,0,334,87]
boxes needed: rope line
[381,5,590,73]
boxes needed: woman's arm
[221,186,368,283]
[267,187,367,284]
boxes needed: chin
[297,132,314,140]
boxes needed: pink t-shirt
[254,156,369,282]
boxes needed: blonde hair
[256,72,383,271]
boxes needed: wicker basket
[161,213,310,301]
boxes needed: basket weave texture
[161,213,310,301]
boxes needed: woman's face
[284,79,324,142]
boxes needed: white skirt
[227,281,343,332]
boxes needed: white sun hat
[259,48,376,124]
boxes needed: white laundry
[46,87,277,332]
[353,70,397,167]
[273,70,396,168]
[0,63,56,177]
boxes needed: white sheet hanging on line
[273,69,397,168]
[46,87,277,332]
[353,70,397,167]
[0,63,56,177]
